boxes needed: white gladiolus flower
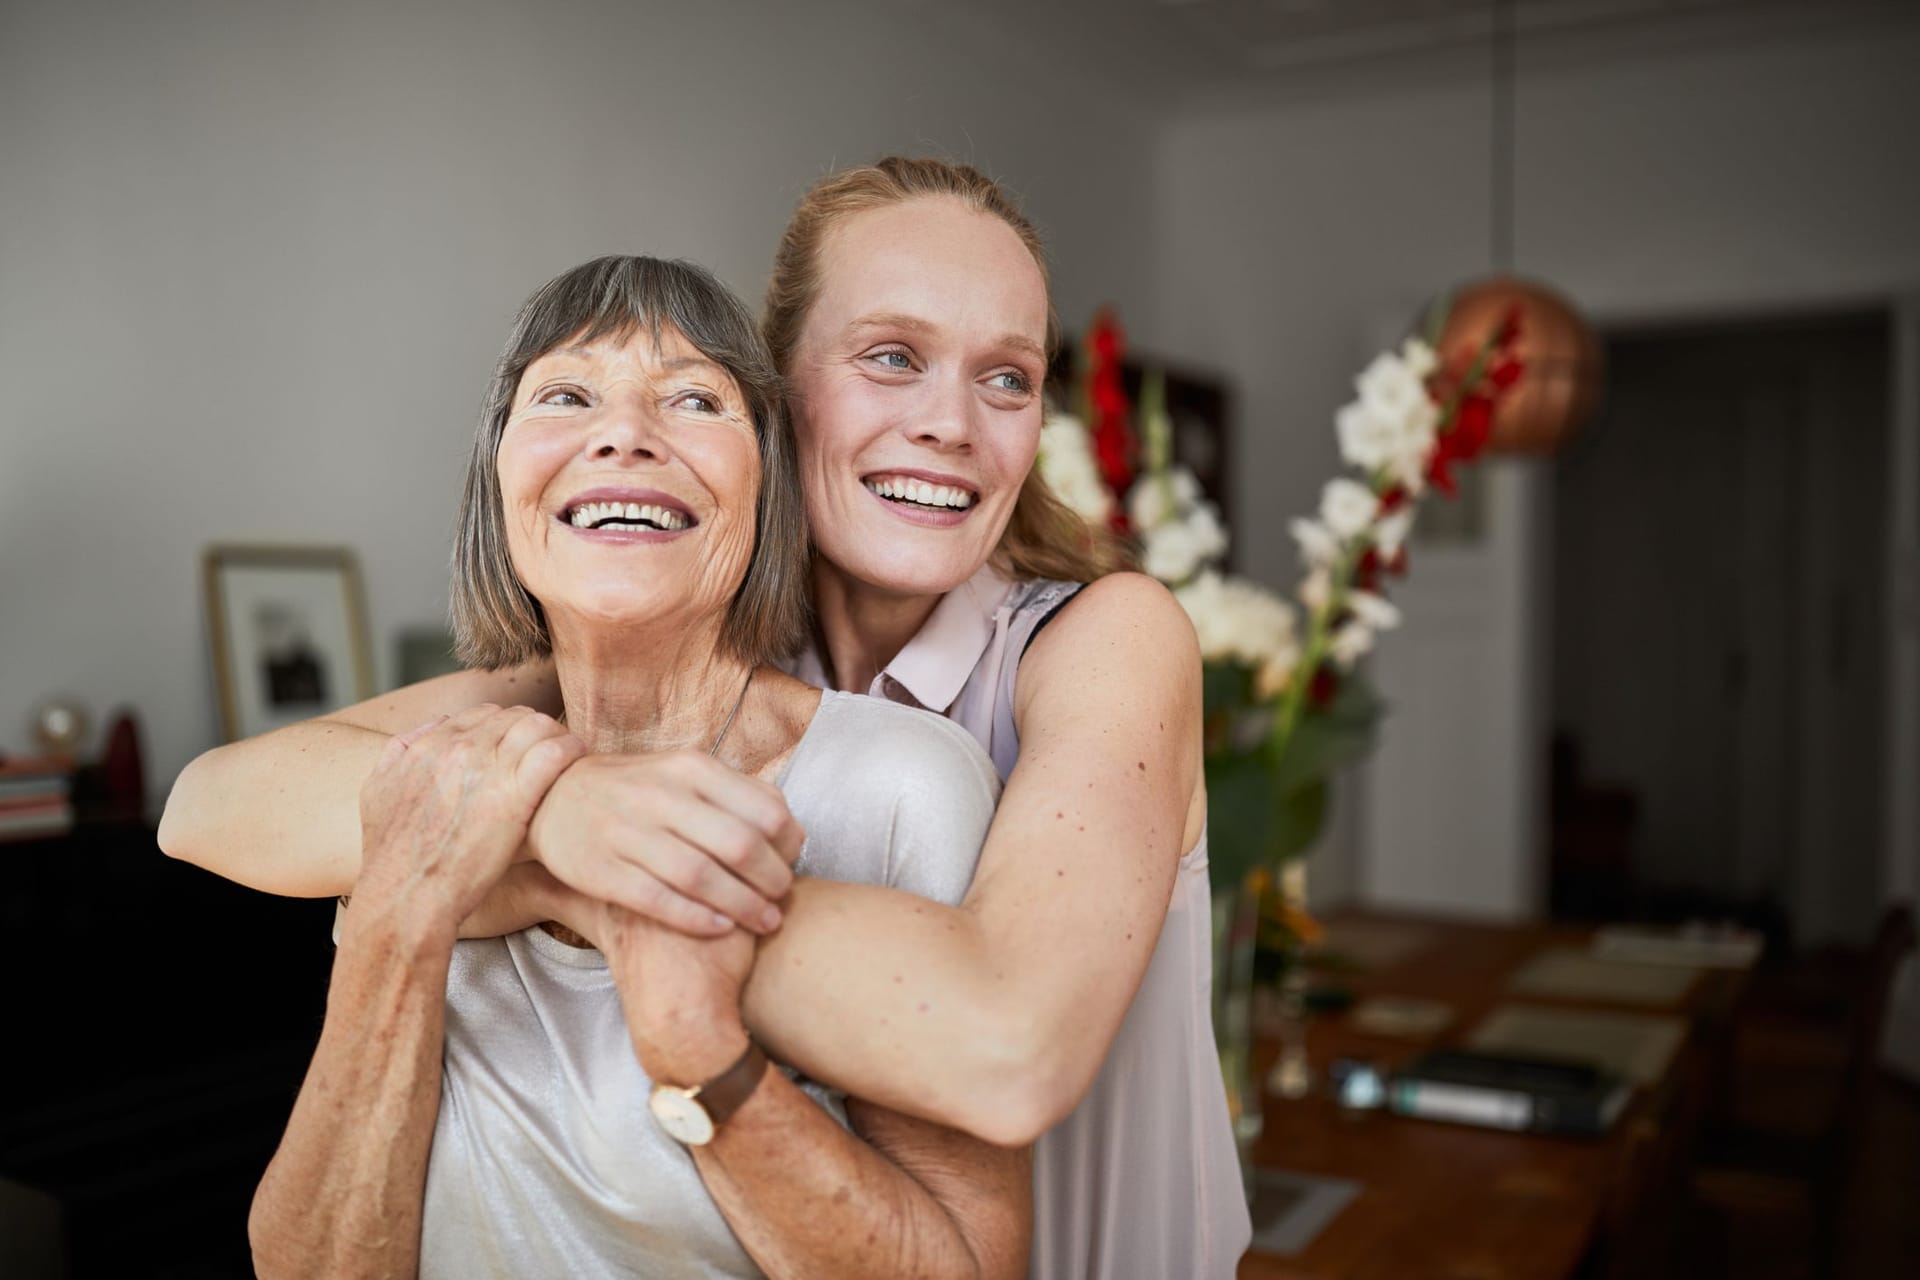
[1142,507,1227,585]
[1255,644,1302,701]
[1356,351,1429,427]
[1401,337,1439,380]
[1346,590,1402,631]
[1335,399,1394,470]
[1037,412,1113,524]
[1329,621,1375,671]
[1320,478,1379,540]
[1290,517,1341,567]
[1374,507,1416,559]
[1299,567,1332,613]
[1336,394,1439,488]
[1127,467,1202,532]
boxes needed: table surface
[1237,910,1747,1280]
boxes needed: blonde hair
[764,156,1128,583]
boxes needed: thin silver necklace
[708,667,755,759]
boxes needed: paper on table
[1508,947,1704,1006]
[1248,1169,1362,1257]
[1466,1004,1687,1086]
[1592,925,1763,969]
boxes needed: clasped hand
[356,706,802,1079]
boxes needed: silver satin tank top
[418,691,1000,1278]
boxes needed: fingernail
[760,907,782,932]
[711,913,733,932]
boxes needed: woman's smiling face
[497,323,762,642]
[787,196,1050,599]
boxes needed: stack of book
[1388,1048,1632,1137]
[0,755,77,842]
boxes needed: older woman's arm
[249,707,581,1279]
[600,912,1029,1280]
[250,892,456,1279]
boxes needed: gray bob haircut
[451,255,811,670]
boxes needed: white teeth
[863,477,974,510]
[566,500,689,531]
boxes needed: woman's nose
[907,373,979,450]
[586,398,671,463]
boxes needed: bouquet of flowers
[1040,307,1526,895]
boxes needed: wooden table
[1238,911,1748,1280]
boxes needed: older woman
[246,255,1029,1279]
[166,158,1250,1278]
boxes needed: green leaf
[1271,778,1328,862]
[1266,673,1383,792]
[1203,757,1332,893]
[1202,661,1252,721]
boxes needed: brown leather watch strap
[696,1039,770,1128]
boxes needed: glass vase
[1211,875,1264,1198]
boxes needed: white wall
[1149,13,1920,921]
[0,0,1156,802]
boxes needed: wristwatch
[648,1039,770,1147]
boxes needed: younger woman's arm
[741,573,1201,1145]
[158,661,802,933]
[159,665,561,896]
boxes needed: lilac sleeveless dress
[789,565,1252,1280]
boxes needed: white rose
[1290,517,1341,568]
[1319,478,1379,540]
[1175,571,1297,670]
[1346,590,1402,631]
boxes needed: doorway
[1548,309,1891,948]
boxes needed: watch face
[649,1086,715,1146]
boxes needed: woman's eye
[675,392,720,413]
[538,387,587,407]
[867,349,913,372]
[989,371,1034,395]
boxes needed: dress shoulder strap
[981,579,1085,779]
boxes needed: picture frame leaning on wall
[203,543,375,742]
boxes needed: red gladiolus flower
[1355,549,1382,594]
[1379,485,1409,514]
[1309,665,1340,709]
[1085,307,1135,498]
[1453,396,1494,459]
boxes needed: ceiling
[934,0,1915,109]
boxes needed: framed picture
[203,544,375,742]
